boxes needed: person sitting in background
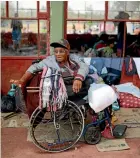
[84,33,107,57]
[84,47,97,57]
[76,44,86,57]
[11,13,23,51]
[93,32,107,48]
[75,37,86,57]
[126,33,140,57]
[92,32,108,56]
[103,37,115,57]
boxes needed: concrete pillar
[50,1,64,44]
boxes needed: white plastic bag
[88,83,117,113]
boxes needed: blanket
[115,82,140,98]
[39,67,68,111]
[90,58,123,76]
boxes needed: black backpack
[1,87,27,113]
[1,95,16,112]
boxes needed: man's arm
[26,59,48,74]
[70,54,89,93]
[70,54,89,81]
[13,58,49,86]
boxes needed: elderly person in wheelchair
[11,39,94,152]
[12,39,92,117]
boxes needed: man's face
[54,47,68,63]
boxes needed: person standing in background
[116,22,127,57]
[115,11,130,57]
[11,13,23,51]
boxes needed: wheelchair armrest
[63,76,74,81]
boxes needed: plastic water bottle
[112,100,120,111]
[7,84,17,97]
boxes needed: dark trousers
[66,77,93,104]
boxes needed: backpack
[1,84,26,113]
[1,95,16,112]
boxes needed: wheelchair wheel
[29,100,84,152]
[84,126,101,145]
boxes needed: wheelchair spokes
[30,100,84,152]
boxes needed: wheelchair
[25,73,86,152]
[17,71,115,152]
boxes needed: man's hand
[72,80,82,93]
[10,79,24,88]
[10,72,33,88]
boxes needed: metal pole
[64,1,68,39]
[122,22,126,58]
[46,1,50,56]
[17,1,18,15]
[6,1,9,18]
[104,1,108,32]
[37,1,40,58]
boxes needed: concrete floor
[1,127,140,158]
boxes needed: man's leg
[17,30,22,49]
[12,30,17,51]
[84,76,94,90]
[66,77,94,118]
[66,77,94,101]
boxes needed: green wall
[50,1,64,44]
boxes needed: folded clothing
[115,82,140,98]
